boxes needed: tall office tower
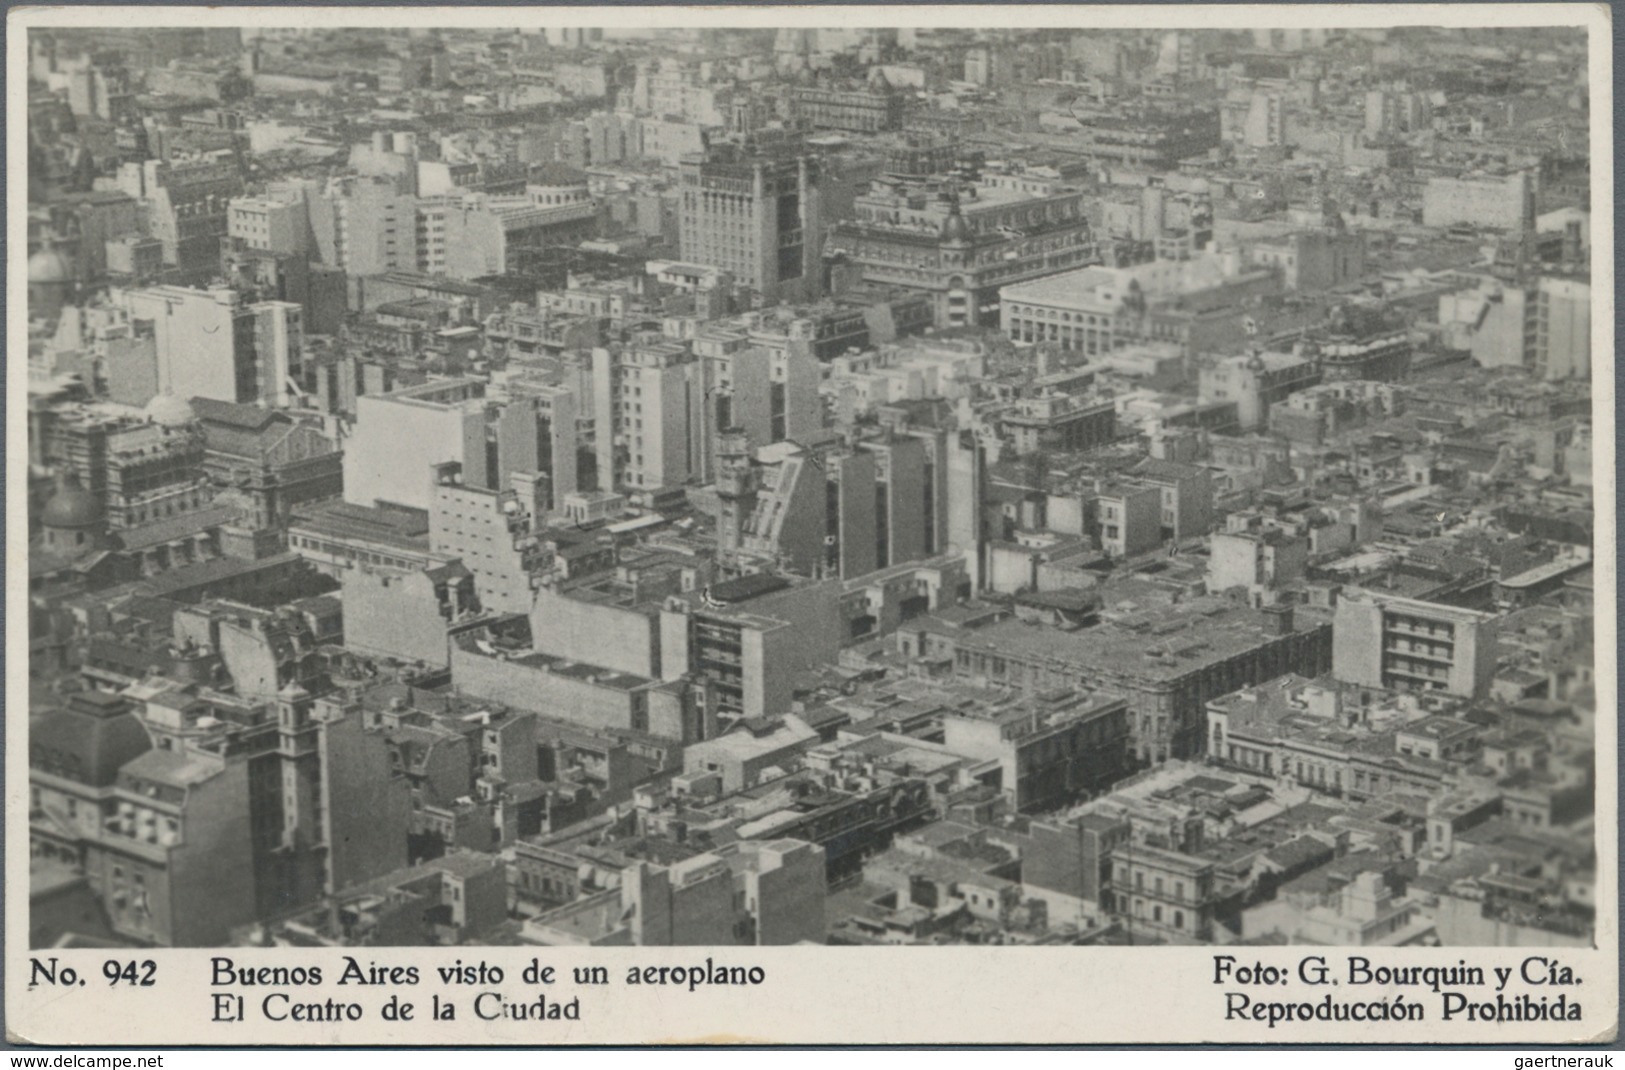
[117,285,304,408]
[691,318,822,483]
[499,381,581,513]
[591,340,707,493]
[724,432,942,581]
[306,177,418,276]
[678,138,823,305]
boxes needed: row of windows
[1116,867,1191,902]
[289,534,416,570]
[1224,740,1438,798]
[1009,321,1112,351]
[1114,894,1189,930]
[1007,306,1110,324]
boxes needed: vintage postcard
[7,3,1615,1047]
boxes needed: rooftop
[917,597,1325,683]
[291,500,432,552]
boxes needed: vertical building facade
[343,379,489,512]
[429,462,544,615]
[1333,591,1499,699]
[117,286,303,407]
[678,141,823,304]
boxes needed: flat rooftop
[291,500,431,552]
[920,598,1324,682]
[1001,266,1118,306]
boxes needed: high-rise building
[1333,591,1500,699]
[1241,90,1286,148]
[116,286,304,408]
[718,430,946,581]
[1438,272,1588,382]
[220,242,348,337]
[690,317,822,481]
[1533,274,1591,382]
[307,178,418,276]
[118,159,246,282]
[415,176,598,281]
[428,461,544,615]
[631,57,724,125]
[343,378,489,512]
[678,139,823,304]
[591,340,707,493]
[67,62,135,121]
[1364,87,1432,138]
[659,573,844,719]
[500,380,581,512]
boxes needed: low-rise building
[939,690,1132,812]
[899,598,1332,765]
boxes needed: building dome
[27,244,73,285]
[532,161,588,188]
[40,470,102,530]
[144,393,197,428]
[939,204,971,243]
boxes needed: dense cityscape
[25,24,1596,951]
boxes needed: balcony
[697,647,743,668]
[1384,664,1449,685]
[1383,638,1454,664]
[1383,617,1455,642]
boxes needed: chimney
[1261,603,1294,637]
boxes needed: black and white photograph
[10,4,1615,1049]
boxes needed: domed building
[143,393,197,429]
[527,162,591,209]
[27,240,76,324]
[39,470,106,554]
[30,469,121,595]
